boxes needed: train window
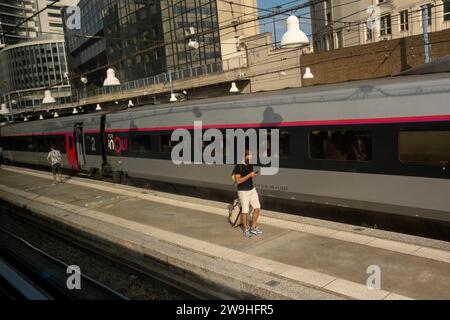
[159,134,173,153]
[130,133,153,155]
[280,130,290,157]
[310,130,372,161]
[37,136,50,152]
[26,137,34,151]
[399,130,450,165]
[259,130,290,158]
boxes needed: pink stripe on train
[4,114,450,137]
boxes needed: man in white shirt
[47,146,63,185]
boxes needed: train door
[66,132,79,171]
[74,124,86,169]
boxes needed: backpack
[52,150,62,163]
[228,198,242,228]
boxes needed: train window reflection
[160,134,173,153]
[4,135,66,153]
[130,133,152,155]
[259,130,290,158]
[310,130,372,161]
[280,130,290,157]
[399,130,450,165]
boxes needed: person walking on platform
[232,149,263,239]
[47,145,63,185]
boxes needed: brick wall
[301,28,450,86]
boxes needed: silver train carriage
[1,73,450,236]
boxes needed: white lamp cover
[128,100,134,107]
[280,15,310,49]
[72,108,78,114]
[54,112,59,118]
[170,93,178,102]
[229,82,239,93]
[303,67,314,79]
[39,114,44,120]
[103,68,121,86]
[96,104,102,111]
[0,103,9,115]
[42,90,56,104]
[188,39,199,49]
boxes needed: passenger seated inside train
[310,130,371,161]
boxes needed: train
[1,72,450,238]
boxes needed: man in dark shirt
[232,150,262,238]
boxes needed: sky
[256,0,312,45]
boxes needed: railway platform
[0,166,449,300]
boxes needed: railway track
[0,226,128,300]
[0,205,199,300]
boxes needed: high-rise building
[0,36,71,113]
[311,0,450,53]
[0,1,78,117]
[34,0,68,36]
[63,0,259,92]
[0,0,37,46]
[0,0,76,47]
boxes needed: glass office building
[64,0,222,91]
[0,37,71,111]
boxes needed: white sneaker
[250,227,263,235]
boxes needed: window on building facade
[325,0,332,25]
[380,15,392,36]
[326,12,332,25]
[400,10,409,31]
[366,26,373,41]
[336,31,343,48]
[444,0,450,21]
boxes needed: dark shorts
[51,163,62,175]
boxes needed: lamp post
[2,93,15,122]
[272,6,282,46]
[81,76,88,99]
[8,98,17,123]
[168,70,177,102]
[0,103,10,122]
[421,5,431,64]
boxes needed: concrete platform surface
[0,166,449,300]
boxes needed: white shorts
[238,188,261,214]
